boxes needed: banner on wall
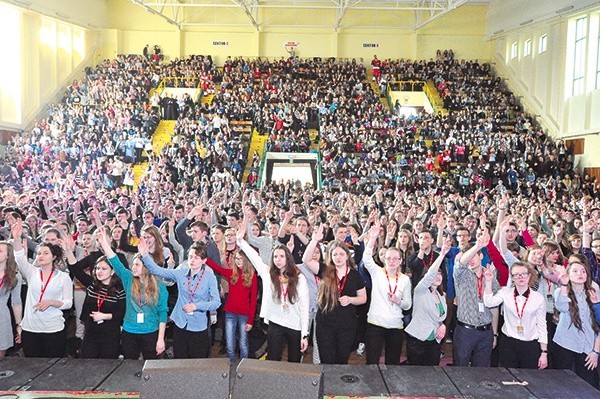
[363,43,380,48]
[212,41,229,46]
[284,41,299,47]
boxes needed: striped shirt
[454,260,499,326]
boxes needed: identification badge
[516,325,524,335]
[478,302,485,313]
[137,312,144,323]
[282,303,290,314]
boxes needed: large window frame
[572,17,587,96]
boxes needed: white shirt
[15,249,73,333]
[239,239,310,336]
[363,249,412,329]
[484,286,547,344]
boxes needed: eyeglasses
[511,273,530,278]
[592,245,600,249]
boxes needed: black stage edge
[1,358,599,399]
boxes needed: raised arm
[10,220,35,279]
[236,222,269,278]
[302,223,324,274]
[362,223,382,275]
[278,210,293,238]
[458,230,490,267]
[417,238,451,292]
[492,193,508,244]
[96,227,131,283]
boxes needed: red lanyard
[280,281,289,304]
[422,252,434,270]
[546,279,552,294]
[385,268,399,296]
[337,266,349,296]
[187,268,206,302]
[39,268,55,302]
[314,275,320,286]
[97,291,109,311]
[514,290,530,321]
[0,275,5,289]
[476,273,483,299]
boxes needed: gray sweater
[405,264,447,342]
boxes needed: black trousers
[406,334,441,366]
[365,323,403,365]
[121,330,159,360]
[173,325,210,359]
[81,331,121,359]
[316,321,355,364]
[552,342,599,390]
[266,322,301,362]
[22,329,66,358]
[498,334,541,369]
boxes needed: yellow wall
[98,2,492,64]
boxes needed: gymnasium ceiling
[127,0,492,31]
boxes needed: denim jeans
[225,312,249,362]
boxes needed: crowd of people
[1,48,600,391]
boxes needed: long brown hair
[230,250,255,288]
[318,240,355,313]
[141,225,165,266]
[396,228,415,273]
[565,262,600,334]
[130,254,159,305]
[0,241,19,291]
[269,244,299,304]
[92,256,123,295]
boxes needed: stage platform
[0,357,598,398]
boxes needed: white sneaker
[356,342,365,356]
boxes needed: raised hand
[312,223,324,242]
[440,238,452,256]
[477,230,490,249]
[367,223,381,247]
[236,221,247,241]
[484,264,494,282]
[137,238,149,257]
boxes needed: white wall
[490,5,600,168]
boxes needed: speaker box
[141,358,230,399]
[232,358,323,399]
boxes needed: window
[524,39,531,57]
[596,32,600,90]
[539,35,547,53]
[511,42,518,59]
[572,17,587,96]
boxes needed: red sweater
[206,259,258,326]
[486,240,509,287]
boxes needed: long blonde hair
[230,250,255,288]
[130,254,159,305]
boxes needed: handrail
[155,76,202,94]
[386,79,446,115]
[257,140,268,188]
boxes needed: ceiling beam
[233,0,260,30]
